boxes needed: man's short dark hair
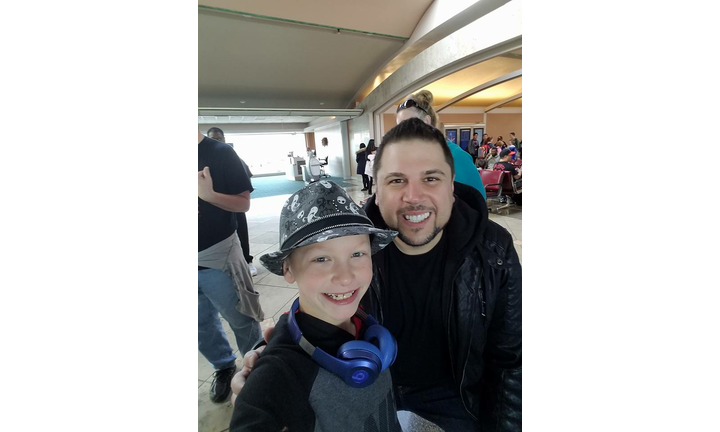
[500,148,512,158]
[207,127,224,137]
[374,117,455,179]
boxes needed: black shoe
[360,188,368,191]
[209,364,236,403]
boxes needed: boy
[230,181,400,431]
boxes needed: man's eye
[389,179,404,184]
[425,177,439,182]
[352,252,366,258]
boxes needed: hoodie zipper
[451,258,483,422]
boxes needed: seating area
[479,162,522,214]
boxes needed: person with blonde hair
[395,90,486,200]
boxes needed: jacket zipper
[454,258,482,422]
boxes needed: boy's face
[284,234,373,326]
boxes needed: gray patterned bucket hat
[259,180,397,276]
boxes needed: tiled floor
[198,177,522,432]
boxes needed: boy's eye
[351,252,366,258]
[313,257,328,263]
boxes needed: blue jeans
[198,268,261,370]
[395,383,480,431]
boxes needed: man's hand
[198,166,215,202]
[230,326,274,406]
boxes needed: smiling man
[361,117,522,431]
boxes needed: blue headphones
[286,298,397,388]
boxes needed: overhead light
[240,100,246,104]
[319,102,324,105]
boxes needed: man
[485,146,500,170]
[509,132,520,148]
[198,130,264,403]
[469,132,480,164]
[494,148,522,205]
[233,119,521,431]
[206,127,258,277]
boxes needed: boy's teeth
[324,291,355,300]
[404,212,430,223]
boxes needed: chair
[480,169,505,202]
[318,156,330,178]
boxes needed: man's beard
[396,224,444,247]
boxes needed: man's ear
[283,261,295,284]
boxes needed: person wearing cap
[230,181,402,431]
[494,148,522,205]
[233,119,521,431]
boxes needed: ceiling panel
[199,9,404,108]
[199,0,433,38]
[395,56,522,109]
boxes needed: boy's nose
[332,265,355,286]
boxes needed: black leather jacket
[362,182,522,431]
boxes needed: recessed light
[240,100,246,104]
[320,102,324,105]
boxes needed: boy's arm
[230,355,315,431]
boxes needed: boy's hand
[230,326,274,405]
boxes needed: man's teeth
[324,290,355,300]
[404,212,430,223]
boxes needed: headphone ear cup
[336,340,383,385]
[363,324,397,371]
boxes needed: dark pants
[361,174,370,190]
[235,212,253,264]
[395,383,480,431]
[367,176,373,194]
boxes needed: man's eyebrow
[383,172,407,178]
[423,169,448,176]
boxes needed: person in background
[493,148,522,206]
[207,127,258,276]
[468,132,480,165]
[198,130,264,403]
[394,90,486,201]
[495,136,506,149]
[485,147,500,170]
[509,132,519,147]
[356,142,369,191]
[364,139,377,195]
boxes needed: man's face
[473,134,478,139]
[284,235,372,326]
[375,139,454,249]
[491,148,498,156]
[208,131,225,143]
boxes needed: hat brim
[259,226,397,276]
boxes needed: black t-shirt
[198,137,253,252]
[381,234,453,387]
[494,161,519,177]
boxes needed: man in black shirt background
[198,131,262,403]
[494,148,522,205]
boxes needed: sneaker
[209,364,236,403]
[248,263,258,276]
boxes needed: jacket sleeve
[480,239,522,432]
[230,355,315,431]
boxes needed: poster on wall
[459,129,471,151]
[446,129,457,144]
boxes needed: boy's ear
[282,260,295,284]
